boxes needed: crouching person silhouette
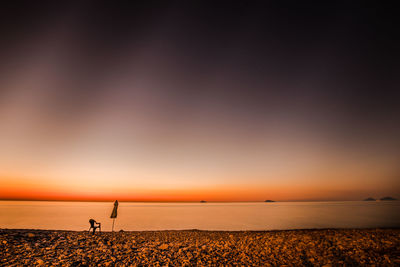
[89,219,101,234]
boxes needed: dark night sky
[0,2,399,201]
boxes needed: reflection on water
[0,201,399,231]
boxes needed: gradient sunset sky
[0,2,399,201]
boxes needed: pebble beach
[1,228,399,266]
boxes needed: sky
[0,2,399,201]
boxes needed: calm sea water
[0,201,399,231]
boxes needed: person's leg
[92,227,96,234]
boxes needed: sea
[0,201,399,231]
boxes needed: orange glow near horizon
[1,133,399,202]
[1,161,399,202]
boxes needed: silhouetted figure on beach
[89,219,101,234]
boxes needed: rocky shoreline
[1,228,399,266]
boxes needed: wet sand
[1,228,399,266]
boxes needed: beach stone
[159,244,169,250]
[27,233,35,238]
[36,259,44,265]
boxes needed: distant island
[363,197,397,201]
[200,200,207,203]
[264,200,275,202]
[380,196,397,201]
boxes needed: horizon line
[0,198,393,202]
